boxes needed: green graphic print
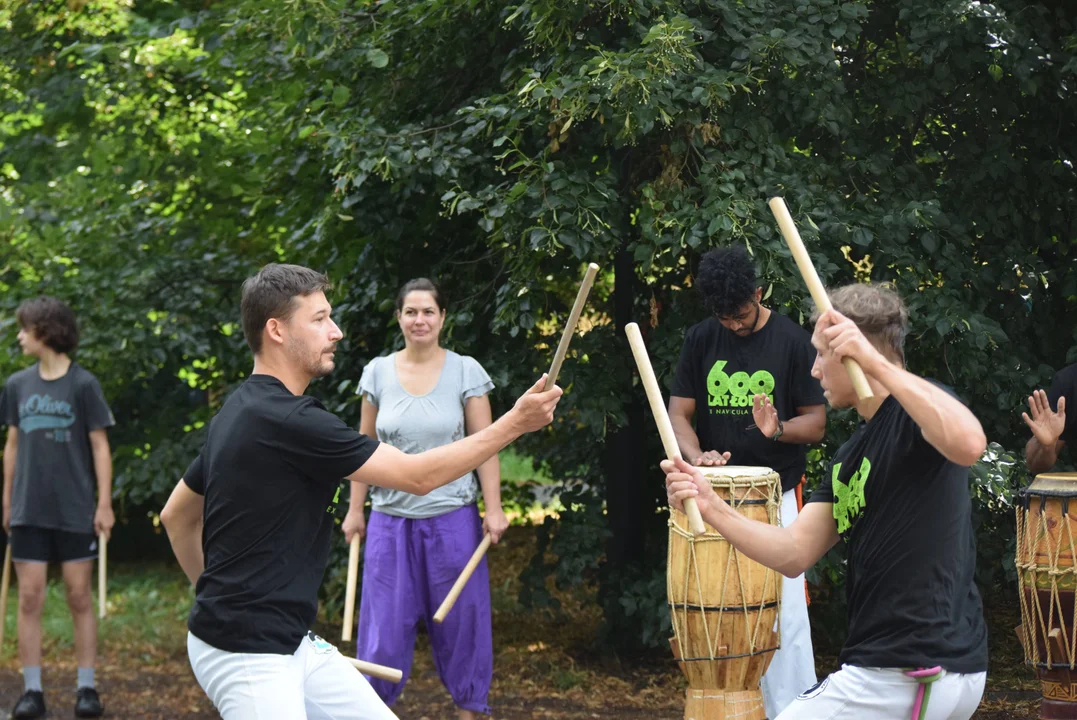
[706,360,776,409]
[832,457,871,534]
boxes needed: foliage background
[1,0,1074,649]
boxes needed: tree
[1,0,1073,646]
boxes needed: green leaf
[298,126,316,139]
[366,49,389,68]
[332,85,351,107]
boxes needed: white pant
[760,488,818,719]
[776,664,986,719]
[188,632,398,720]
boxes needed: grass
[0,563,194,664]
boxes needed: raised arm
[349,375,561,495]
[664,457,839,577]
[1024,389,1066,475]
[817,310,986,466]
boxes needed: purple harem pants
[356,504,493,714]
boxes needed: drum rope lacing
[667,474,782,674]
[1015,497,1077,671]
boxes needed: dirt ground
[0,652,1044,718]
[0,525,1050,718]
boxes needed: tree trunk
[602,240,647,568]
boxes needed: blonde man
[665,284,989,720]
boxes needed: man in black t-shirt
[1024,363,1075,474]
[668,247,825,718]
[160,264,562,720]
[665,284,989,720]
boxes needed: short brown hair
[812,283,908,364]
[16,296,79,354]
[241,263,331,354]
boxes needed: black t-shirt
[1048,363,1077,446]
[671,313,824,492]
[183,375,378,655]
[807,384,988,673]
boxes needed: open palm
[1023,390,1066,447]
[752,394,780,438]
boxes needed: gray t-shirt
[357,350,494,519]
[0,363,115,533]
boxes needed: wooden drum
[1017,473,1077,720]
[668,465,782,720]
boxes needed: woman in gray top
[343,278,505,719]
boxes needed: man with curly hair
[668,246,826,717]
[1,296,114,719]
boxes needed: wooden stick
[624,322,707,536]
[0,544,10,652]
[544,262,600,391]
[98,532,107,619]
[768,196,873,400]
[434,263,599,624]
[341,534,360,642]
[346,656,404,683]
[433,534,492,624]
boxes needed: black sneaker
[11,690,46,719]
[74,687,104,718]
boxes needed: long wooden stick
[625,322,707,536]
[543,262,600,391]
[346,656,404,683]
[433,534,492,624]
[768,196,874,400]
[98,532,107,619]
[0,544,11,652]
[341,534,360,642]
[434,263,600,624]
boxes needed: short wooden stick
[341,534,360,643]
[433,534,493,624]
[544,262,600,391]
[768,196,873,400]
[346,656,404,683]
[624,322,707,536]
[98,533,107,619]
[0,544,11,652]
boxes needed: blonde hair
[811,283,908,364]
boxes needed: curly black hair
[16,296,80,354]
[696,246,759,318]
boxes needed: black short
[9,526,98,564]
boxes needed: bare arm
[1027,437,1064,475]
[349,376,560,495]
[669,396,704,459]
[348,398,376,514]
[89,429,115,537]
[3,428,15,532]
[160,479,205,585]
[781,404,826,444]
[1024,390,1066,475]
[665,458,838,577]
[752,398,826,444]
[873,362,987,466]
[818,310,987,467]
[466,394,509,543]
